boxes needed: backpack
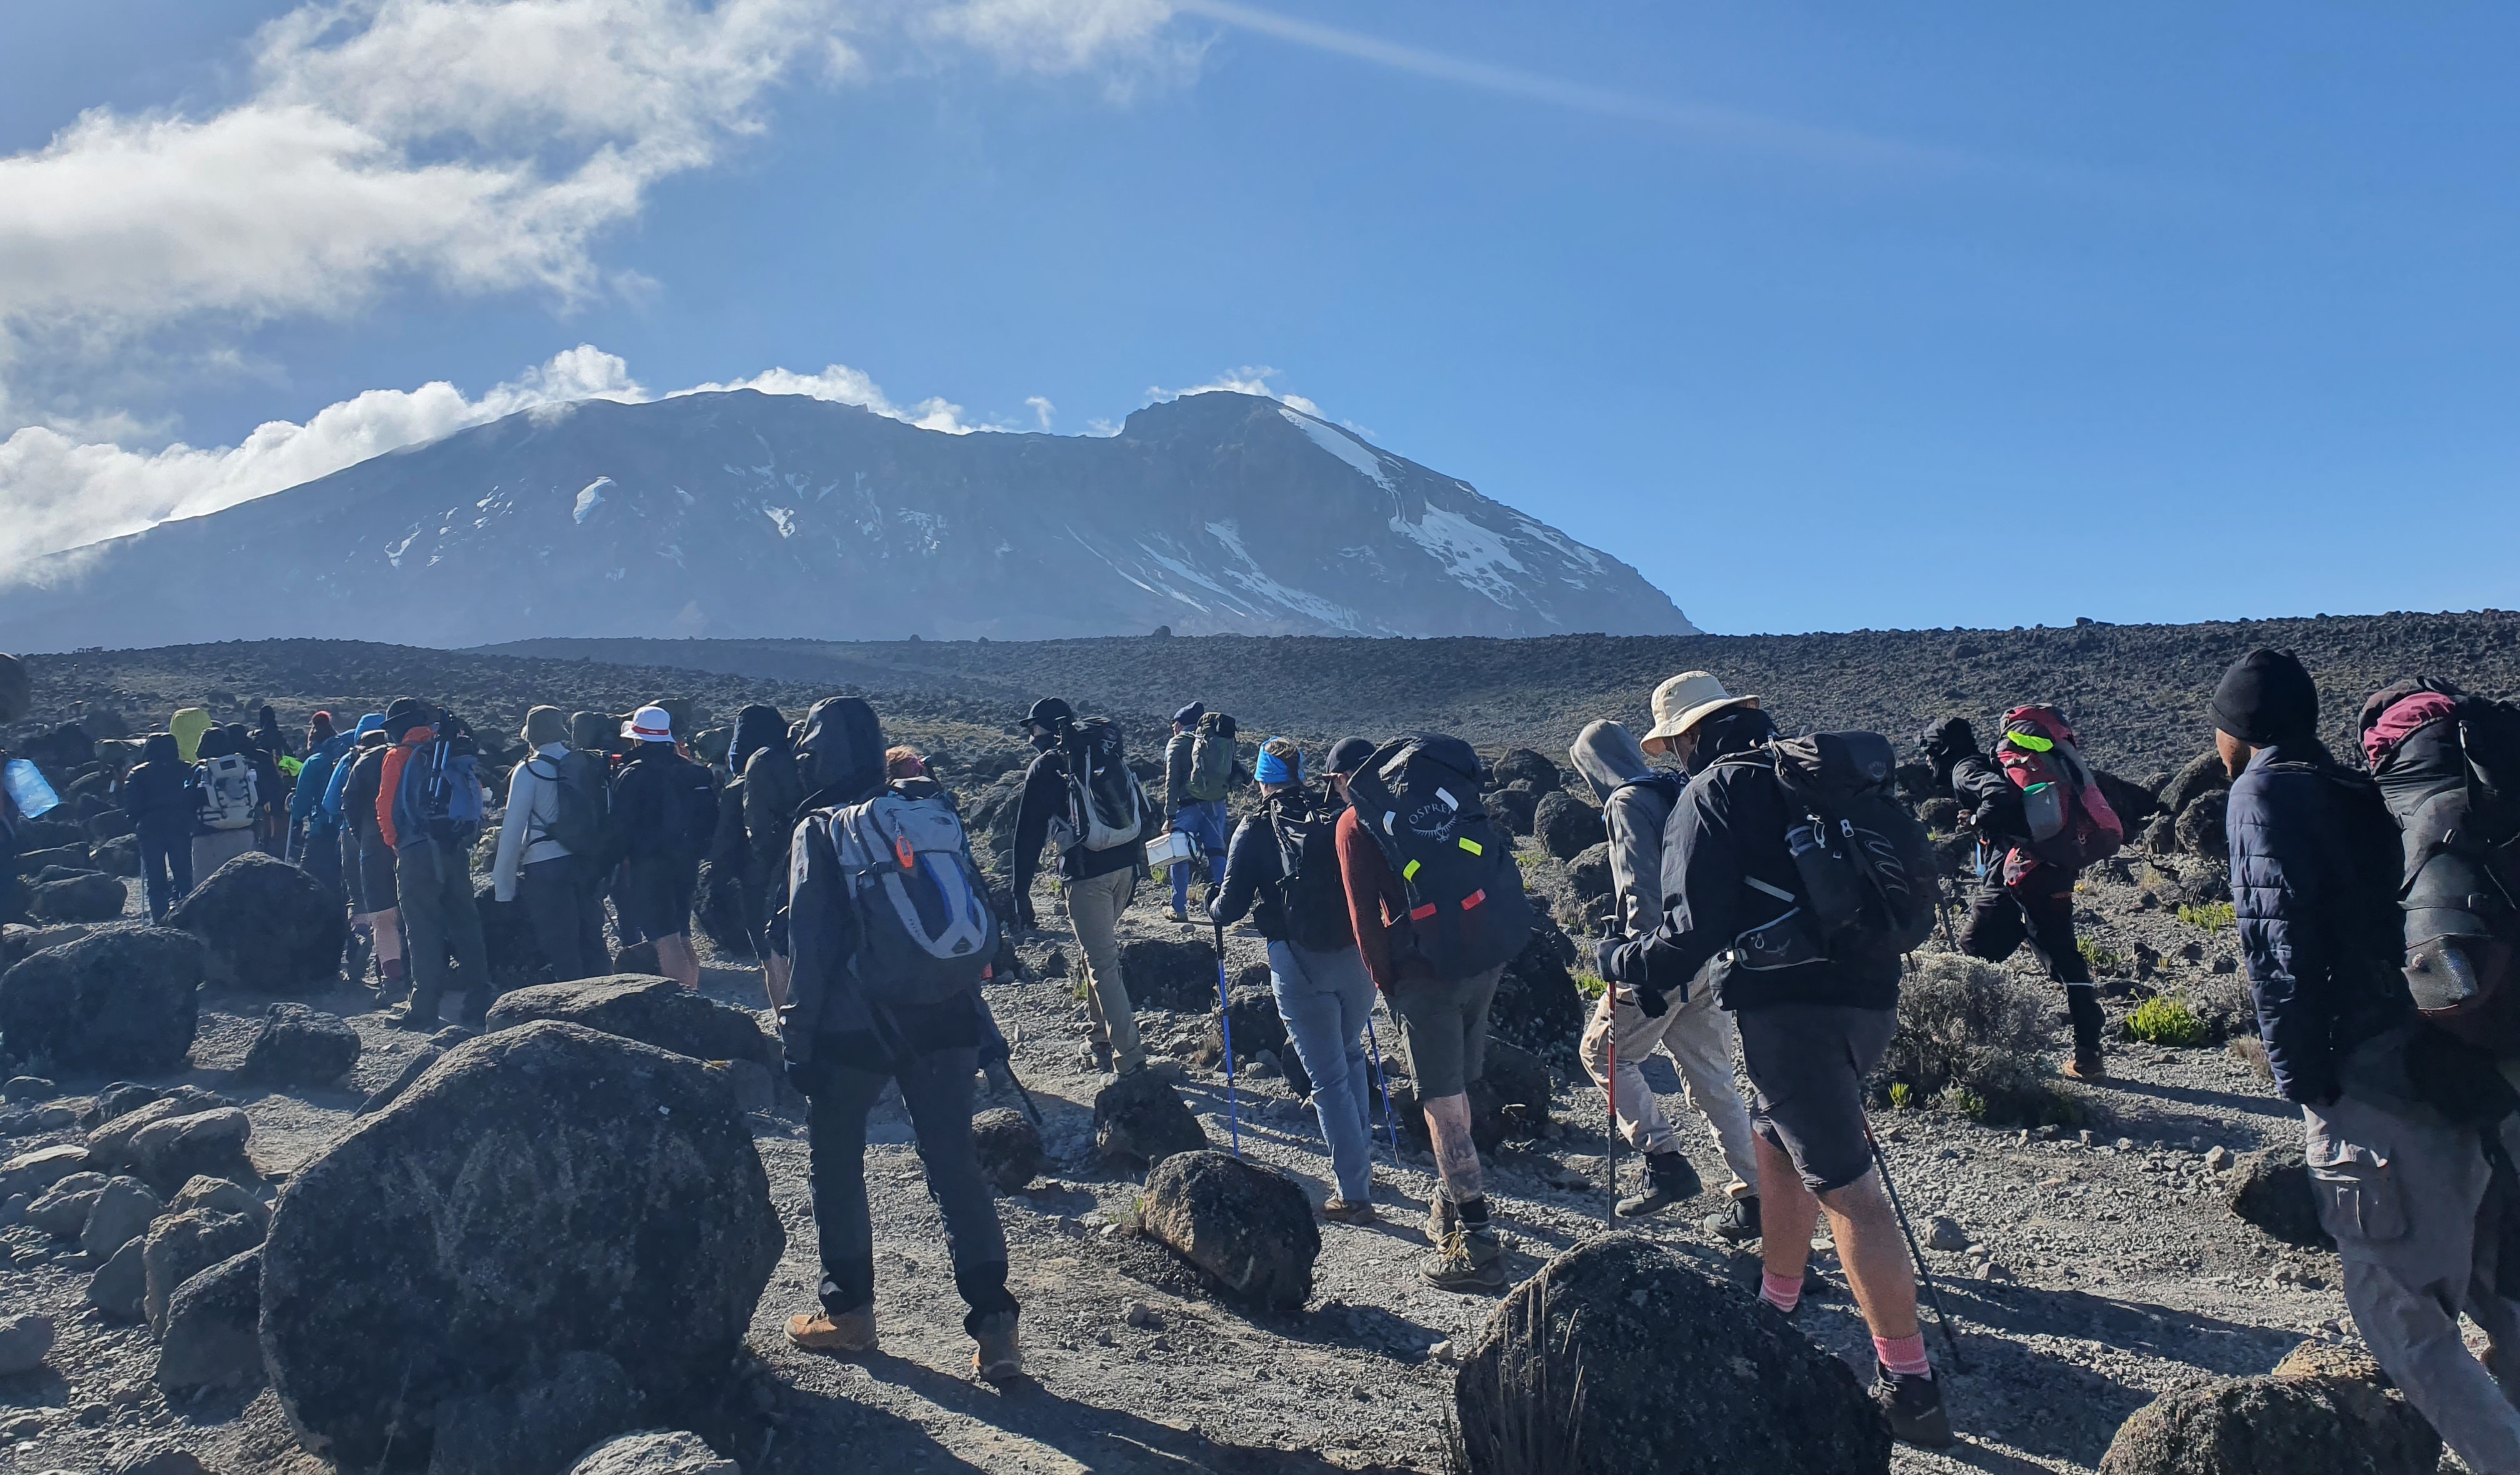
[2364,682,2520,1051]
[534,749,618,864]
[816,784,998,1006]
[1188,712,1238,804]
[1268,792,1356,953]
[1716,732,1939,973]
[1994,706,2124,870]
[196,753,258,832]
[1048,718,1146,853]
[391,728,484,848]
[1342,734,1534,982]
[656,754,720,864]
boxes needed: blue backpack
[391,726,484,849]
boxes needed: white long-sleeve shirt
[492,742,573,901]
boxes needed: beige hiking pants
[1581,981,1761,1196]
[1064,866,1146,1072]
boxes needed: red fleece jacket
[1336,805,1431,994]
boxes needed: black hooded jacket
[122,732,196,839]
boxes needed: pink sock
[1759,1271,1802,1313]
[1874,1332,1931,1378]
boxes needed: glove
[1592,937,1628,984]
[1632,982,1671,1019]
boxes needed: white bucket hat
[1642,671,1758,751]
[622,704,675,743]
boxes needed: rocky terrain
[4,618,2514,1474]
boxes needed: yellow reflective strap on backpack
[1458,837,1483,856]
[2008,730,2054,752]
[1402,858,1421,881]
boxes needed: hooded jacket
[320,715,386,824]
[291,731,359,832]
[729,704,786,782]
[122,733,195,838]
[1570,721,1683,938]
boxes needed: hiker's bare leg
[656,932,701,990]
[1759,1133,1822,1283]
[371,908,402,966]
[1818,1168,1922,1340]
[1422,1091,1484,1204]
[762,951,791,1012]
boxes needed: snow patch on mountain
[1391,503,1528,608]
[572,478,611,524]
[1279,406,1394,492]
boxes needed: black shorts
[348,834,399,916]
[619,856,698,942]
[1734,1003,1898,1193]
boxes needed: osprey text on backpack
[817,784,999,1005]
[1721,732,1940,975]
[196,753,258,832]
[1188,712,1239,804]
[1049,717,1146,854]
[1343,735,1534,982]
[1995,706,2124,871]
[2362,680,2520,1052]
[1268,792,1357,954]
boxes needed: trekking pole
[1362,1013,1399,1157]
[999,1063,1045,1126]
[1868,1127,1966,1372]
[1211,918,1242,1158]
[1604,1024,1619,1227]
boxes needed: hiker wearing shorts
[1605,671,1955,1448]
[334,721,401,995]
[609,705,717,990]
[1569,718,1759,1229]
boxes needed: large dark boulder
[158,1247,266,1392]
[238,1003,362,1087]
[2224,1146,2328,1247]
[1116,938,1218,1011]
[428,1350,641,1475]
[1491,749,1563,794]
[0,926,204,1075]
[144,1208,264,1335]
[1092,1068,1209,1167]
[29,871,127,922]
[2176,789,2231,859]
[1139,1149,1318,1311]
[2097,1373,2437,1474]
[1455,1236,1889,1474]
[1532,792,1604,862]
[1487,787,1539,838]
[259,1022,784,1472]
[972,1107,1044,1192]
[1491,913,1583,1059]
[1568,844,1612,902]
[482,974,776,1068]
[2093,769,2161,832]
[2158,751,2232,817]
[166,852,345,992]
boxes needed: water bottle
[4,758,61,819]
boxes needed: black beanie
[1026,698,1074,730]
[383,696,433,740]
[2211,649,2319,747]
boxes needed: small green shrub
[2178,901,2237,931]
[1889,1082,1914,1111]
[2078,939,2124,974]
[2128,995,2209,1048]
[1574,972,1608,1002]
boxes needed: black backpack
[2363,681,2520,1051]
[535,749,618,866]
[1716,732,1939,972]
[1052,717,1146,853]
[1268,791,1355,954]
[1342,734,1533,982]
[659,754,721,864]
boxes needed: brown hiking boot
[1321,1195,1378,1224]
[1422,1226,1507,1293]
[2064,1049,2106,1081]
[787,1304,877,1354]
[1424,1194,1458,1244]
[972,1310,1023,1382]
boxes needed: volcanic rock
[0,1311,52,1376]
[0,926,206,1075]
[165,852,347,992]
[1532,791,1604,861]
[1116,938,1218,1011]
[972,1108,1045,1192]
[2096,1372,2436,1475]
[567,1430,741,1475]
[29,871,125,923]
[144,1208,265,1336]
[158,1248,266,1392]
[238,1002,362,1086]
[1092,1068,1209,1167]
[128,1109,255,1194]
[1139,1149,1319,1311]
[482,974,777,1068]
[2176,789,2231,859]
[1491,749,1563,794]
[2224,1146,2328,1248]
[79,1174,164,1258]
[426,1349,641,1475]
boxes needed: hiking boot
[1708,1194,1762,1243]
[1871,1364,1956,1448]
[387,999,439,1031]
[971,1310,1022,1382]
[1321,1195,1378,1224]
[342,931,372,983]
[1616,1150,1704,1217]
[2064,1049,2106,1081]
[1424,1194,1458,1244]
[1167,908,1189,924]
[1422,1226,1508,1294]
[787,1304,877,1354]
[1082,1042,1114,1074]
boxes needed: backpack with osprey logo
[1049,717,1146,853]
[1268,792,1356,953]
[1344,734,1533,983]
[1188,711,1238,804]
[816,782,998,1005]
[194,753,258,832]
[1722,732,1939,973]
[2362,679,2520,1051]
[1995,706,2123,870]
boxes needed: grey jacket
[1570,721,1680,939]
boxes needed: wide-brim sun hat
[622,704,676,743]
[1643,671,1759,748]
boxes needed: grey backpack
[822,785,999,1004]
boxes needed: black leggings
[801,1045,1015,1332]
[139,829,194,922]
[1962,872,2103,1051]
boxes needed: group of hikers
[8,644,2519,1464]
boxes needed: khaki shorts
[1391,964,1504,1100]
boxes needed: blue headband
[1254,741,1298,786]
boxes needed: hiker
[1931,712,2119,1079]
[2217,651,2520,1471]
[379,699,492,1028]
[1569,718,1761,1229]
[233,720,288,856]
[611,706,719,990]
[492,706,611,983]
[741,706,808,1009]
[1009,698,1151,1077]
[188,724,261,880]
[333,720,399,992]
[777,697,1023,1381]
[1601,671,1954,1447]
[1334,733,1535,1292]
[1162,703,1240,922]
[289,712,353,899]
[121,732,199,922]
[1208,736,1381,1222]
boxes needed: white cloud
[1150,364,1319,417]
[1025,395,1056,429]
[671,362,984,433]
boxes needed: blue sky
[2,1,2513,634]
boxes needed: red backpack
[1996,706,2123,871]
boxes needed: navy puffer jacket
[2226,741,2411,1105]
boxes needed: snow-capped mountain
[0,389,1692,649]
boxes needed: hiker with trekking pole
[1598,671,1958,1448]
[1204,736,1386,1221]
